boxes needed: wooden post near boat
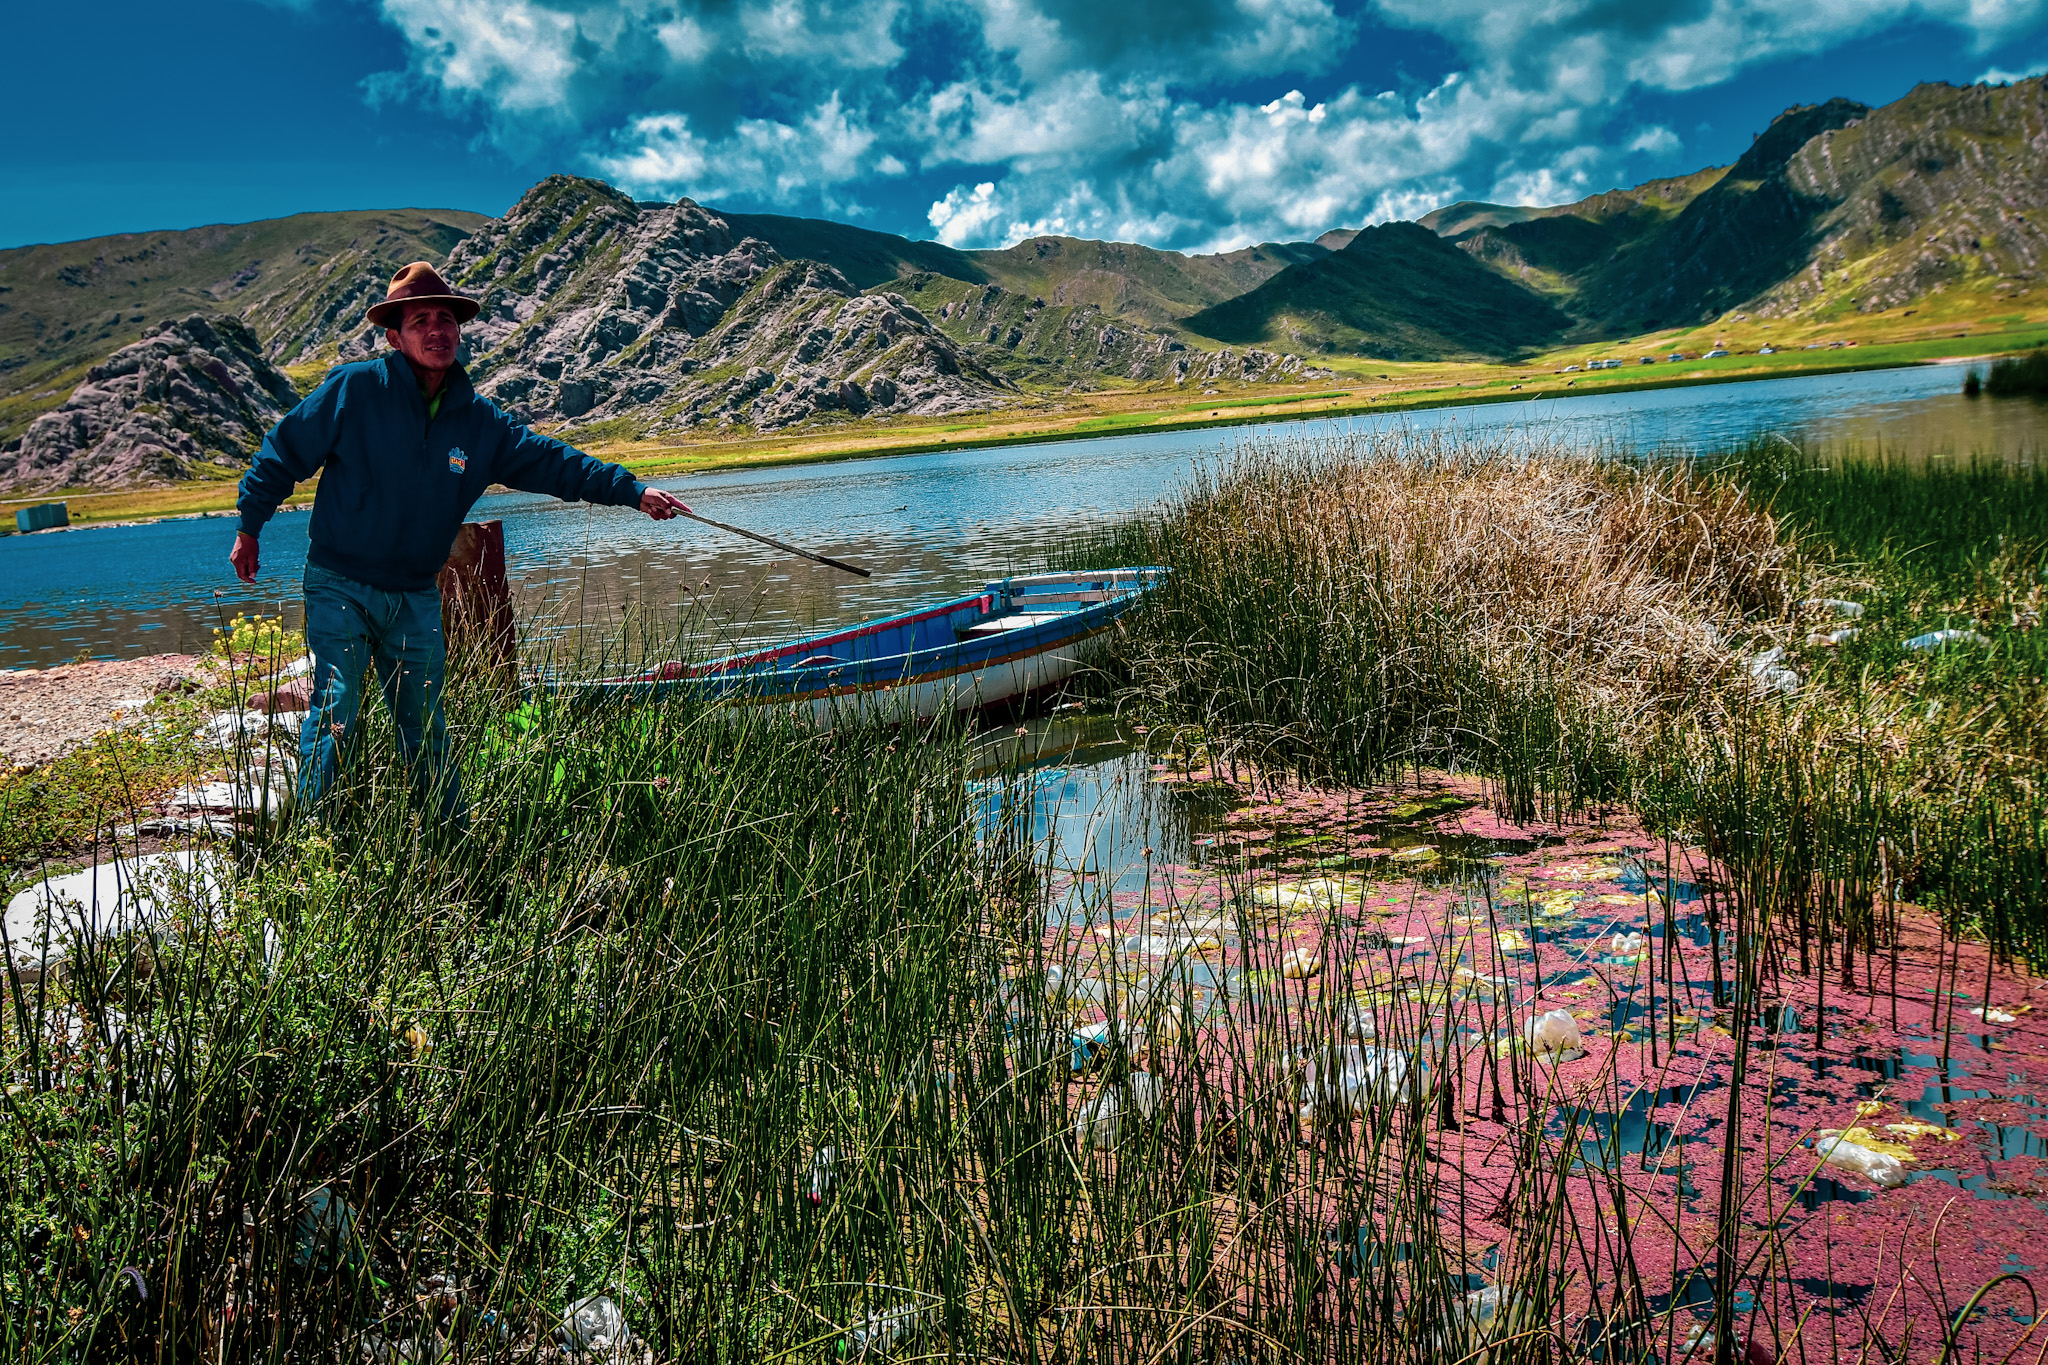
[438,520,517,677]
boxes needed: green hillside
[965,235,1325,329]
[718,210,988,291]
[1572,98,1871,331]
[0,208,485,442]
[720,213,1324,330]
[1182,221,1574,359]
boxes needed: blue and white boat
[567,567,1164,724]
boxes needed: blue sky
[5,0,2046,253]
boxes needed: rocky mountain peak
[0,314,299,493]
[434,181,1011,433]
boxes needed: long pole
[680,510,872,578]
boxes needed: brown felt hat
[367,261,481,329]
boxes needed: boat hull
[552,568,1163,727]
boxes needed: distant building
[15,502,68,533]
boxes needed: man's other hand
[640,487,692,520]
[231,532,260,584]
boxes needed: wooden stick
[679,509,872,578]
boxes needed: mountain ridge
[4,74,2044,490]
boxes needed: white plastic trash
[1804,598,1865,619]
[1814,1131,1905,1188]
[807,1146,838,1204]
[1076,1088,1120,1150]
[4,851,226,985]
[1298,1044,1411,1118]
[1281,947,1320,979]
[293,1186,359,1272]
[1524,1008,1581,1056]
[1127,1071,1161,1122]
[1970,1006,2019,1025]
[1343,1004,1378,1041]
[557,1294,629,1353]
[1611,931,1647,958]
[1904,628,1992,652]
[840,1303,920,1357]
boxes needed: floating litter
[1813,1132,1906,1188]
[1523,1008,1581,1057]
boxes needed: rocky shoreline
[0,653,207,768]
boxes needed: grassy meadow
[4,431,2047,1361]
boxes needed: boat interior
[670,570,1159,679]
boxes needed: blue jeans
[298,562,466,829]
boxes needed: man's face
[386,302,460,375]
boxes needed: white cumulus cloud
[367,0,2048,248]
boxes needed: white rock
[1280,947,1320,978]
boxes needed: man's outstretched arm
[494,417,690,520]
[232,376,346,582]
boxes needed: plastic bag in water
[1524,1009,1581,1056]
[1814,1132,1905,1188]
[1076,1087,1120,1150]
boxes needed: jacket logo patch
[447,448,468,474]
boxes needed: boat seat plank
[1009,590,1116,605]
[959,612,1069,638]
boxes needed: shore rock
[0,316,300,492]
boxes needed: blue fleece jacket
[236,353,646,592]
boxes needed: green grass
[2,664,1654,1361]
[8,433,2047,1360]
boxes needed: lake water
[3,361,2044,670]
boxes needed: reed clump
[3,668,1727,1361]
[1078,431,1793,819]
[1984,346,2048,397]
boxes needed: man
[232,261,690,830]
